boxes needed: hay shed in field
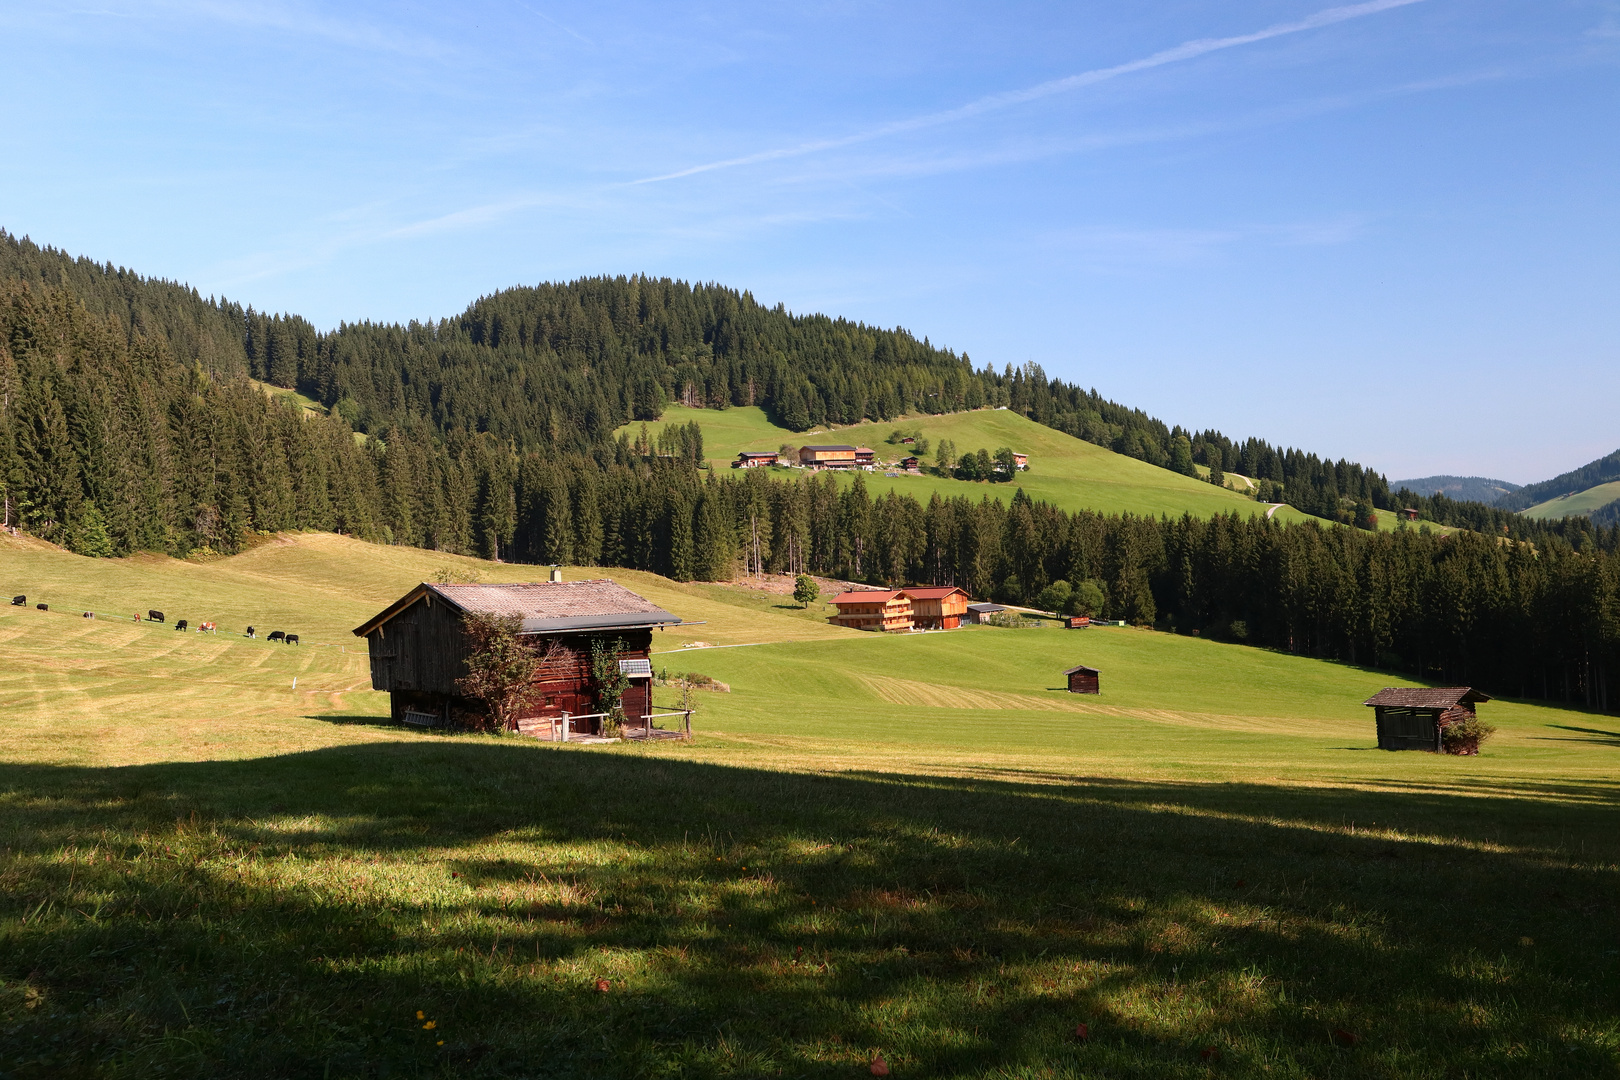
[1363,686,1490,752]
[1063,664,1100,694]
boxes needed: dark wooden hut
[352,580,681,736]
[1063,664,1100,694]
[1363,686,1490,752]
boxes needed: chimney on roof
[549,566,563,583]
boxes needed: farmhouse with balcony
[827,590,914,632]
[733,451,778,468]
[901,585,971,629]
[353,580,682,737]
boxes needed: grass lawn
[3,534,1619,1077]
[1522,479,1620,521]
[620,406,1322,524]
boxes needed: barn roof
[801,444,857,452]
[902,586,970,600]
[353,580,680,638]
[966,602,1005,612]
[1362,686,1490,708]
[1063,664,1100,675]
[828,590,907,605]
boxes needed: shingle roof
[902,586,970,600]
[1362,687,1490,708]
[801,445,857,452]
[353,580,680,637]
[1063,664,1100,675]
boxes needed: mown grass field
[620,406,1321,524]
[1523,479,1620,521]
[3,533,1619,1078]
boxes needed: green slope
[4,532,1618,1077]
[1522,479,1620,520]
[622,405,1317,522]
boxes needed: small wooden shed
[1063,664,1100,694]
[353,580,681,735]
[1363,686,1490,752]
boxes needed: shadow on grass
[1537,724,1620,748]
[1,746,1618,1078]
[307,713,403,730]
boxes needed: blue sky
[2,1,1617,483]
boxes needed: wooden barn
[827,590,914,632]
[1066,615,1091,629]
[901,586,971,629]
[1363,686,1490,752]
[1063,664,1101,694]
[733,451,778,468]
[352,580,681,736]
[798,444,858,468]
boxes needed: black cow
[284,634,299,645]
[245,626,255,638]
[148,610,165,623]
[36,603,48,612]
[175,619,188,631]
[267,630,285,643]
[10,595,23,606]
[83,611,94,619]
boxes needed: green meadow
[1523,479,1620,521]
[3,532,1619,1077]
[620,406,1321,524]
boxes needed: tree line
[3,229,1466,526]
[4,278,1618,711]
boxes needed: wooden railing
[518,709,692,742]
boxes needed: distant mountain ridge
[1495,449,1620,512]
[1391,475,1521,504]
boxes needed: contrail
[632,0,1426,185]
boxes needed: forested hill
[1494,450,1620,512]
[2,229,1392,520]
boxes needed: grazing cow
[245,626,255,638]
[198,621,214,634]
[133,613,142,622]
[175,619,188,631]
[284,634,299,645]
[83,611,94,619]
[267,630,285,643]
[10,595,23,606]
[148,610,165,623]
[36,604,48,612]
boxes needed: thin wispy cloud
[632,0,1427,185]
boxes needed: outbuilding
[1063,664,1101,694]
[965,602,1006,624]
[353,580,682,736]
[1363,686,1490,752]
[733,451,778,468]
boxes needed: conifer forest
[1,230,1615,711]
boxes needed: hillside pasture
[1523,479,1620,520]
[2,534,1619,1078]
[621,405,1321,524]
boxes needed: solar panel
[618,658,654,678]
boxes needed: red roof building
[827,590,914,632]
[900,586,971,629]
